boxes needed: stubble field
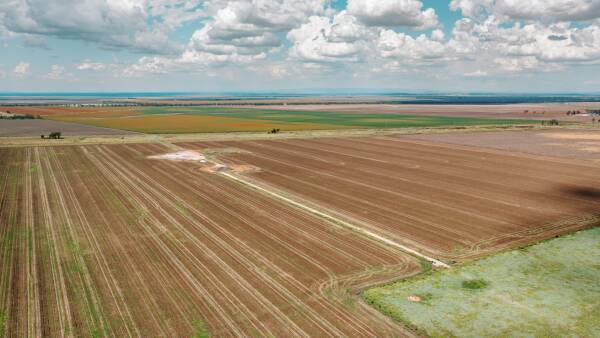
[0,144,420,337]
[177,136,600,261]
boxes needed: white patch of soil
[407,295,421,302]
[149,151,206,162]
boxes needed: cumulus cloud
[188,0,328,60]
[347,0,438,28]
[287,12,374,62]
[0,0,202,54]
[451,0,600,22]
[464,69,488,77]
[493,56,543,72]
[494,0,600,23]
[449,0,493,19]
[77,60,107,71]
[122,56,174,77]
[42,65,72,80]
[14,62,30,77]
[8,0,599,82]
[378,29,448,63]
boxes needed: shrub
[462,279,488,290]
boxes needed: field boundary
[220,171,450,268]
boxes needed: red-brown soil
[0,144,419,337]
[405,128,600,162]
[177,136,600,261]
[0,106,139,118]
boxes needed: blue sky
[1,0,600,93]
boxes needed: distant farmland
[40,106,539,134]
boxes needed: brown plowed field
[0,144,419,337]
[177,136,600,261]
[405,129,600,162]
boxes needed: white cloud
[493,56,543,72]
[14,62,30,77]
[43,65,77,80]
[43,65,65,79]
[287,12,374,62]
[7,0,596,84]
[451,0,600,22]
[347,0,438,28]
[450,0,493,19]
[77,60,107,71]
[494,0,600,22]
[188,0,328,59]
[122,56,173,77]
[0,0,202,54]
[378,29,448,63]
[464,69,488,77]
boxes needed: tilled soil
[177,136,600,260]
[404,129,600,162]
[0,119,136,137]
[0,144,419,337]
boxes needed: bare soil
[0,144,419,337]
[0,120,136,137]
[178,135,600,261]
[404,128,600,162]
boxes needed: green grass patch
[193,319,209,338]
[90,327,101,338]
[462,279,488,290]
[364,227,600,337]
[175,201,189,216]
[0,312,5,336]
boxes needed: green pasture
[364,226,600,337]
[138,106,538,130]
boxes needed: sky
[1,0,600,93]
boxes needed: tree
[49,132,62,139]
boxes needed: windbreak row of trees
[0,112,42,119]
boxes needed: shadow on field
[563,187,600,200]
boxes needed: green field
[364,227,600,337]
[53,106,539,134]
[140,106,537,129]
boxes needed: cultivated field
[0,120,136,137]
[406,128,600,162]
[5,106,538,134]
[365,227,600,337]
[177,136,600,261]
[259,103,600,122]
[0,144,420,337]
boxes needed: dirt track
[0,144,419,337]
[178,136,600,260]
